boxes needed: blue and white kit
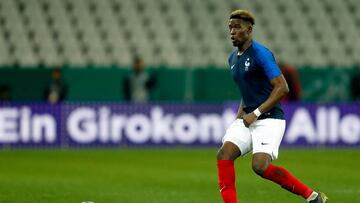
[223,40,286,159]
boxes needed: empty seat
[0,0,358,67]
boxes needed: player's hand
[242,113,258,127]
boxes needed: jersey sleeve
[256,48,282,80]
[227,50,236,68]
[227,53,232,66]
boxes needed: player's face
[229,19,251,47]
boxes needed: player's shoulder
[250,40,277,65]
[251,40,273,57]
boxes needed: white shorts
[222,118,286,160]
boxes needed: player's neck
[238,39,252,54]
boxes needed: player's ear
[247,25,253,34]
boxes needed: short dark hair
[230,10,255,25]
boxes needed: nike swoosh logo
[220,186,226,192]
[231,65,235,69]
[261,142,269,145]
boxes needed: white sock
[307,191,318,201]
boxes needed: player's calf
[262,163,315,200]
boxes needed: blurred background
[0,0,359,145]
[0,0,359,102]
[0,0,359,202]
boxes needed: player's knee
[252,161,268,176]
[217,148,227,160]
[252,153,272,176]
[217,142,241,160]
[217,147,234,160]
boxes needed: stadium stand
[0,0,359,67]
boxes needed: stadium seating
[0,0,359,67]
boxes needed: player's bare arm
[243,75,289,127]
[259,74,289,113]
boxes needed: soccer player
[216,10,328,203]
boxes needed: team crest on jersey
[244,58,250,71]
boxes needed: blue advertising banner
[0,102,359,147]
[283,103,360,146]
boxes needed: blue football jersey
[228,40,284,120]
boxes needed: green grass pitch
[0,148,359,203]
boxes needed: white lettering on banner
[339,114,360,144]
[110,115,126,142]
[126,114,151,143]
[316,107,327,143]
[222,109,236,129]
[286,108,317,143]
[286,107,360,144]
[99,107,110,142]
[20,107,31,142]
[0,108,18,142]
[329,107,339,143]
[151,107,174,143]
[174,114,198,144]
[67,107,97,143]
[0,107,56,143]
[66,106,237,144]
[32,114,56,143]
[199,114,223,143]
[2,105,358,145]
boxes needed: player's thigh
[222,119,252,157]
[217,141,241,160]
[250,119,285,160]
